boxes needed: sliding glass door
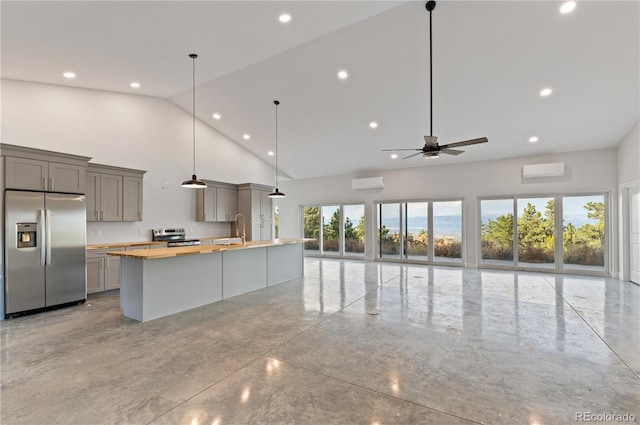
[517,197,555,269]
[405,202,428,261]
[379,203,401,259]
[377,199,462,265]
[302,204,366,258]
[562,195,606,273]
[344,204,365,257]
[478,193,608,274]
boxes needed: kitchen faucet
[234,213,246,244]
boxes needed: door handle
[45,210,52,265]
[40,210,46,266]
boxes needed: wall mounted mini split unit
[351,177,384,190]
[522,162,565,179]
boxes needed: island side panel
[120,257,144,321]
[222,247,267,298]
[267,243,304,286]
[141,252,223,322]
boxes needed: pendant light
[268,100,285,198]
[181,53,207,188]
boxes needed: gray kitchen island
[109,239,305,322]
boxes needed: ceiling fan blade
[382,148,422,152]
[440,137,488,149]
[423,136,438,149]
[402,152,424,160]
[440,148,464,155]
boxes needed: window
[376,199,463,265]
[562,195,606,272]
[322,205,341,254]
[433,201,463,262]
[517,197,555,269]
[480,199,514,266]
[302,204,365,258]
[478,193,608,275]
[303,206,320,254]
[344,204,365,256]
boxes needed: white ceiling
[2,1,639,180]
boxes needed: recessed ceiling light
[337,70,348,80]
[369,121,378,129]
[243,134,251,140]
[560,1,576,14]
[130,82,140,88]
[540,88,553,97]
[279,13,291,23]
[529,136,539,143]
[63,72,76,79]
[390,154,398,159]
[268,151,274,156]
[212,113,221,120]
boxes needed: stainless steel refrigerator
[5,190,86,316]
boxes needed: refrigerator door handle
[40,209,47,266]
[46,209,52,265]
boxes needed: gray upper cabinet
[123,176,143,222]
[238,183,274,241]
[2,144,90,194]
[196,180,238,222]
[86,163,145,222]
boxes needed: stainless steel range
[152,228,200,247]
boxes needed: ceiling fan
[383,1,488,160]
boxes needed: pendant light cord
[429,7,433,137]
[192,54,196,175]
[274,100,279,189]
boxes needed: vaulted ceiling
[2,1,638,180]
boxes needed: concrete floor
[1,258,639,425]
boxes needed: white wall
[616,120,640,280]
[617,120,640,185]
[1,79,275,243]
[277,148,618,272]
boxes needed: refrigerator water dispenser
[17,223,37,249]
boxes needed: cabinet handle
[49,177,53,190]
[105,258,109,269]
[42,177,46,189]
[95,211,99,220]
[100,258,104,270]
[101,211,104,221]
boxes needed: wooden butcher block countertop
[106,238,306,260]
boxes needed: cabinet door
[261,191,273,221]
[226,189,238,219]
[49,162,85,193]
[122,177,143,222]
[250,221,262,241]
[85,172,100,222]
[87,257,104,294]
[100,174,122,221]
[203,187,217,221]
[104,256,121,290]
[261,221,273,240]
[251,190,262,221]
[5,157,48,191]
[216,188,228,221]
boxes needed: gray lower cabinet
[87,249,123,294]
[2,145,90,194]
[86,163,145,222]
